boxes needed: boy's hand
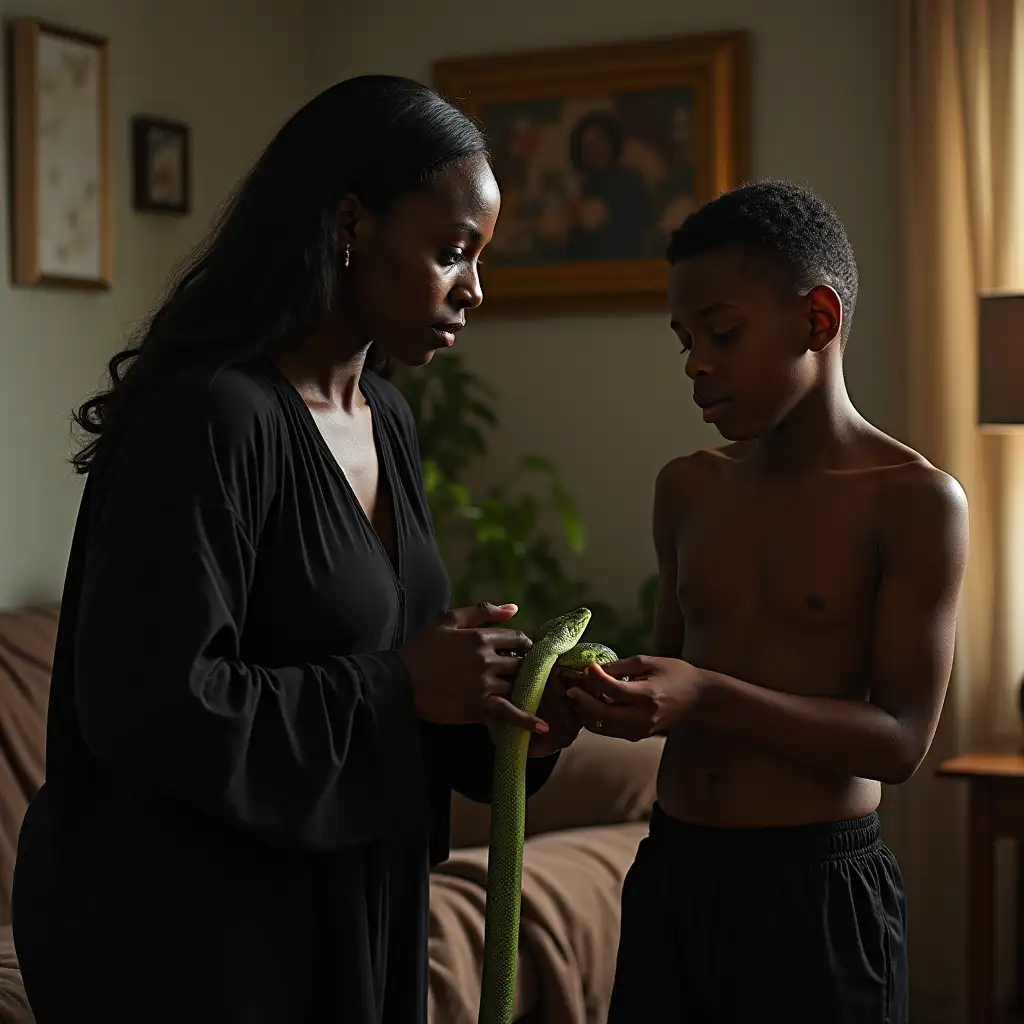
[566,657,704,741]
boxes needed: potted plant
[398,352,656,653]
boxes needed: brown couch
[0,603,661,1024]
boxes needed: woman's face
[344,153,500,366]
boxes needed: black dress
[12,361,557,1023]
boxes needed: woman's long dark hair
[71,75,487,475]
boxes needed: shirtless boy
[565,181,969,1022]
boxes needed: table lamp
[979,292,1024,433]
[978,292,1024,731]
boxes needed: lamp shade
[979,292,1024,431]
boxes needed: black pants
[608,804,908,1023]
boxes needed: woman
[12,76,580,1023]
[566,111,653,261]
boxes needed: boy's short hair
[666,180,859,349]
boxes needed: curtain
[894,0,1024,1015]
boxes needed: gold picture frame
[8,17,112,289]
[434,32,750,315]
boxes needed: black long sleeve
[75,495,426,852]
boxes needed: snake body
[478,607,618,1024]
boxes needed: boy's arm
[652,460,686,658]
[689,467,969,784]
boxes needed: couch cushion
[450,731,663,850]
[433,820,648,1024]
[0,606,58,926]
[429,871,539,1024]
[0,926,33,1023]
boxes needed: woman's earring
[344,243,351,268]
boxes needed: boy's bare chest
[678,474,881,632]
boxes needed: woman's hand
[566,656,705,741]
[398,602,547,735]
[481,668,582,755]
[527,669,583,757]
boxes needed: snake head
[533,606,593,655]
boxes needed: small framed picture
[131,116,190,214]
[8,17,113,289]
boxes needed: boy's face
[668,247,828,441]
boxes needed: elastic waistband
[647,803,881,865]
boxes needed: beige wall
[0,0,309,610]
[308,0,898,611]
[0,0,897,616]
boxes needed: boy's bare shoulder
[653,445,741,541]
[862,430,968,540]
[656,441,751,499]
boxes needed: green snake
[478,607,618,1024]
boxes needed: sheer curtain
[893,0,1024,1015]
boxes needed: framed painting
[131,116,190,215]
[7,17,112,289]
[434,32,749,314]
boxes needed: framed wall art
[434,32,750,314]
[131,116,190,215]
[8,17,112,289]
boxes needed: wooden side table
[936,752,1024,1024]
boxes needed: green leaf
[475,521,507,544]
[468,400,499,426]
[528,544,565,581]
[551,487,585,553]
[421,459,443,493]
[448,482,470,505]
[520,453,556,475]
